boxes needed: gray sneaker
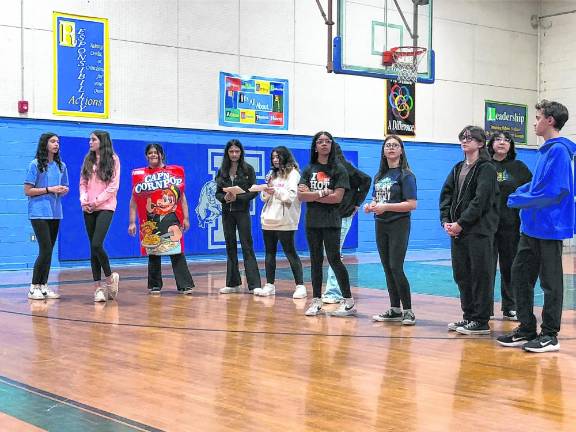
[305,298,323,316]
[448,319,469,331]
[331,298,357,317]
[372,309,403,322]
[402,310,416,326]
[106,272,120,300]
[40,284,60,299]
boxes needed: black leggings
[262,230,304,285]
[148,254,194,290]
[376,217,412,309]
[222,210,261,290]
[83,210,114,281]
[30,219,60,285]
[306,227,351,299]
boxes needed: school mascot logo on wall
[195,148,266,250]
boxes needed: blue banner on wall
[485,100,527,144]
[59,139,357,260]
[53,12,109,118]
[219,72,289,130]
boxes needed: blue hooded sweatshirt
[507,137,576,240]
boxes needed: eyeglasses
[494,137,511,143]
[316,139,332,144]
[384,143,401,149]
[459,136,476,143]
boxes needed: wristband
[45,187,49,194]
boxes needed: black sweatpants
[306,227,351,299]
[30,219,60,285]
[148,254,194,291]
[492,224,520,313]
[222,209,261,290]
[375,217,412,309]
[512,234,564,336]
[451,233,493,324]
[263,230,304,285]
[83,210,114,281]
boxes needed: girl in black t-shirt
[365,135,418,325]
[298,131,355,317]
[215,139,261,293]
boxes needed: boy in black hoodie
[440,126,499,335]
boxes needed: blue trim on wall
[0,117,539,270]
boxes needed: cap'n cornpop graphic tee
[299,162,349,228]
[373,167,417,223]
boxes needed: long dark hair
[270,146,299,179]
[219,139,250,178]
[487,131,516,160]
[81,130,116,183]
[374,135,411,182]
[458,125,490,160]
[145,143,166,165]
[35,132,63,173]
[309,131,338,165]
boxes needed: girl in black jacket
[488,132,532,320]
[439,126,499,335]
[215,139,261,293]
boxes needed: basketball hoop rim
[390,46,427,58]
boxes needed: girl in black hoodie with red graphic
[440,126,499,335]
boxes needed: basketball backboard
[333,0,434,83]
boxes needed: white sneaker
[305,298,323,316]
[293,285,307,299]
[40,284,60,299]
[330,298,357,317]
[256,283,275,297]
[106,272,120,300]
[94,287,107,302]
[219,285,242,294]
[28,284,45,300]
[321,296,341,304]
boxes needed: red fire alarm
[18,100,29,113]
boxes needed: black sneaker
[447,319,469,331]
[503,310,518,321]
[496,327,537,347]
[149,287,161,296]
[456,321,490,335]
[522,334,560,353]
[372,309,403,322]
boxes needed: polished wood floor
[0,256,575,431]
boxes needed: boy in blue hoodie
[497,100,575,353]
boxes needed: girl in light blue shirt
[24,133,69,300]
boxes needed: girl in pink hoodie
[79,130,121,302]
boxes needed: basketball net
[390,47,427,85]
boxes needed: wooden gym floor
[0,252,575,431]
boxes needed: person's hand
[264,186,275,195]
[298,184,310,192]
[224,192,236,203]
[50,185,68,194]
[128,223,137,236]
[82,203,93,213]
[373,203,387,215]
[324,188,334,196]
[182,218,190,232]
[447,222,462,237]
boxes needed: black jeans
[492,224,520,313]
[512,234,564,336]
[375,217,412,309]
[30,219,60,285]
[451,233,494,323]
[262,230,303,285]
[222,210,261,290]
[306,227,351,299]
[148,254,194,290]
[83,210,114,281]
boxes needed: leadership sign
[219,72,288,130]
[53,12,109,118]
[485,101,527,144]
